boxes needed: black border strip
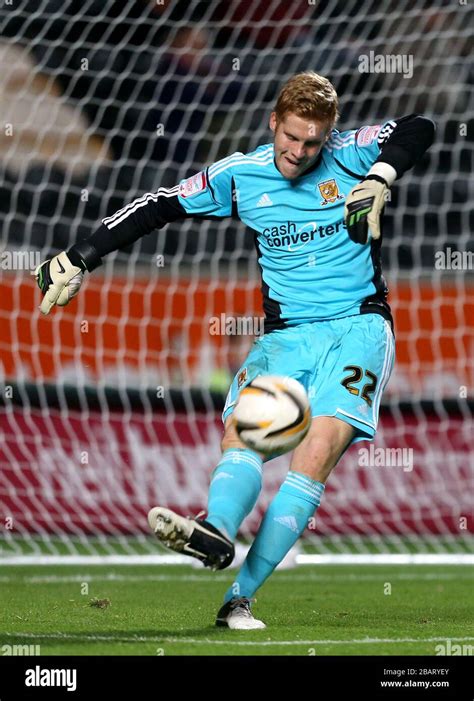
[0,381,472,416]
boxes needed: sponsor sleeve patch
[178,171,207,198]
[356,124,382,147]
[376,120,397,145]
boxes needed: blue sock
[206,449,263,541]
[224,471,325,602]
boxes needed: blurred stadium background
[0,0,472,563]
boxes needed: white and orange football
[232,375,311,455]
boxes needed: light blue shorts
[222,314,395,444]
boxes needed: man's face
[270,112,330,180]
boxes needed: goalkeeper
[36,72,435,630]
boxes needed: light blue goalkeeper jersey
[177,122,396,332]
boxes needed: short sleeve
[327,120,398,175]
[177,153,242,218]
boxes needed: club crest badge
[237,368,248,388]
[318,179,344,206]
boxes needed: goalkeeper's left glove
[344,174,389,244]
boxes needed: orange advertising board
[0,273,472,397]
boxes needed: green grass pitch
[1,565,473,656]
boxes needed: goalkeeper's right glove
[34,242,101,315]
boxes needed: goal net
[0,0,472,564]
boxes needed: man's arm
[343,114,436,244]
[67,186,189,272]
[35,162,236,313]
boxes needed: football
[232,375,311,455]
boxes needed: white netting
[0,0,472,560]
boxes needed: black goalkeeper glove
[344,174,389,244]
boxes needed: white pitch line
[2,554,473,565]
[4,632,474,647]
[0,572,473,584]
